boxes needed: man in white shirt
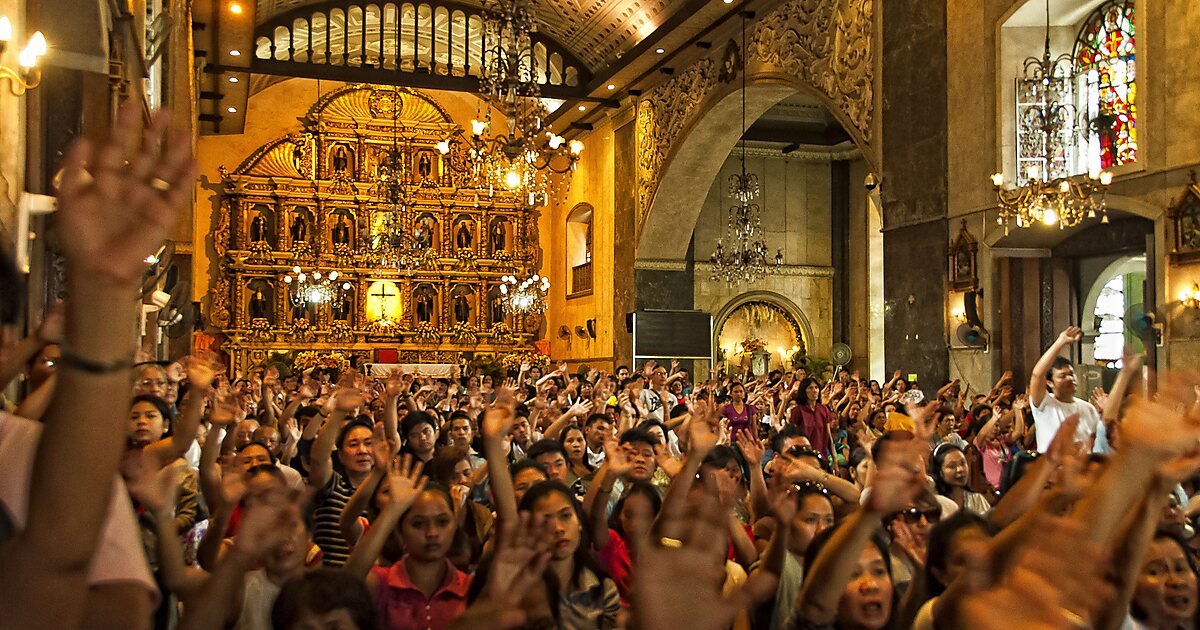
[1028,326,1102,453]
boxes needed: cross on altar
[371,284,398,304]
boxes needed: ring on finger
[148,176,172,192]
[659,537,683,549]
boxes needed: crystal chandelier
[709,11,782,286]
[367,96,424,269]
[991,0,1111,232]
[500,273,549,315]
[443,0,582,206]
[283,266,350,306]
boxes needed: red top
[597,529,634,608]
[370,558,472,630]
[789,403,834,458]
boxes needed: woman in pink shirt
[344,456,470,630]
[788,378,834,459]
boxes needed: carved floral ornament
[635,0,875,232]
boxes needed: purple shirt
[720,403,758,439]
[789,403,834,457]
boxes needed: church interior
[4,0,1199,396]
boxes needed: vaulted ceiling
[256,0,684,71]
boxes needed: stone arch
[711,290,815,365]
[637,75,874,263]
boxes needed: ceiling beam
[740,119,852,146]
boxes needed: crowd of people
[3,105,1200,630]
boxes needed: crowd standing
[3,105,1200,630]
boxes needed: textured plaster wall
[690,151,836,364]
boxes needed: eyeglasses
[138,379,168,388]
[899,507,941,523]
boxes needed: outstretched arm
[482,391,519,524]
[1029,327,1081,408]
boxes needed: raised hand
[184,352,220,389]
[371,423,399,466]
[327,387,366,413]
[35,302,65,343]
[482,392,517,439]
[734,428,764,466]
[603,439,637,477]
[568,399,593,418]
[125,453,177,514]
[863,441,925,514]
[384,454,427,510]
[891,519,926,568]
[1119,372,1200,458]
[1058,326,1084,345]
[230,488,302,560]
[56,102,198,288]
[449,512,555,630]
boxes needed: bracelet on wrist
[59,346,133,374]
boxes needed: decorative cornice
[635,258,689,272]
[695,262,834,278]
[738,144,860,162]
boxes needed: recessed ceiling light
[228,76,239,83]
[607,84,616,90]
[578,105,586,111]
[723,0,733,4]
[229,2,243,13]
[655,47,665,54]
[227,106,237,113]
[229,49,241,56]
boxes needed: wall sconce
[950,306,966,322]
[0,18,47,95]
[1178,282,1200,310]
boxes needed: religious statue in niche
[455,219,474,250]
[489,219,507,254]
[414,215,435,250]
[452,286,473,324]
[291,298,317,324]
[334,287,354,321]
[290,211,309,245]
[331,214,354,247]
[414,285,437,324]
[331,144,352,175]
[247,280,274,322]
[417,152,433,180]
[1170,173,1200,263]
[488,287,504,325]
[947,219,979,291]
[248,206,270,244]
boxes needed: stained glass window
[1074,0,1136,171]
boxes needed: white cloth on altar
[364,363,459,378]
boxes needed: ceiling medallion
[991,0,1111,232]
[709,11,782,286]
[437,0,581,207]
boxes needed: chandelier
[500,273,549,315]
[367,95,425,269]
[283,266,350,306]
[709,11,782,286]
[991,0,1111,232]
[443,0,582,206]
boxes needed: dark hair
[509,458,549,481]
[930,442,968,497]
[847,447,869,480]
[238,441,278,465]
[793,377,821,406]
[792,481,834,513]
[245,463,286,482]
[924,510,992,597]
[336,418,374,451]
[1000,451,1040,493]
[514,403,531,420]
[610,480,663,539]
[398,482,456,527]
[526,438,569,463]
[638,419,668,436]
[401,411,437,438]
[448,410,472,425]
[427,445,470,486]
[518,481,608,589]
[585,413,611,428]
[772,424,807,453]
[669,403,690,419]
[1130,531,1200,622]
[619,428,659,449]
[130,394,176,433]
[616,365,630,373]
[272,569,376,630]
[1046,356,1073,382]
[295,405,320,421]
[802,523,894,603]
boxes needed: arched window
[1074,0,1136,172]
[566,204,593,296]
[1091,271,1144,369]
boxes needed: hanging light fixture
[500,273,550,315]
[367,89,424,270]
[449,0,582,206]
[710,11,782,286]
[992,0,1111,232]
[284,266,351,306]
